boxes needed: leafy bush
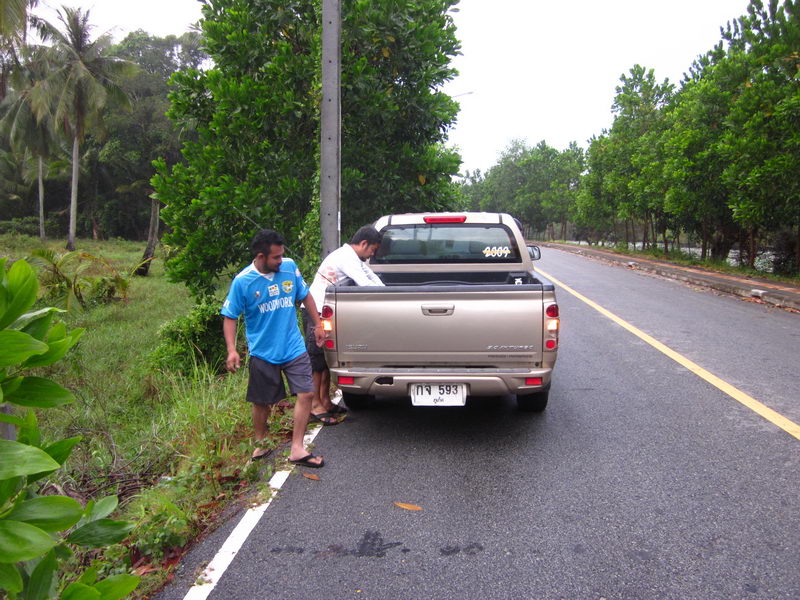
[0,217,40,237]
[0,258,139,599]
[27,248,139,312]
[150,299,231,374]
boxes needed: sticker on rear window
[482,246,511,258]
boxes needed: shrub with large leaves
[0,258,139,599]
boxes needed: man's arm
[301,294,325,347]
[223,316,241,372]
[340,249,385,287]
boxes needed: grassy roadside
[541,240,800,286]
[1,234,296,596]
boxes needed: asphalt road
[157,247,800,600]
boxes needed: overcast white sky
[37,0,751,175]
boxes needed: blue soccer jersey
[221,258,310,364]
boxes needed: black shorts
[246,354,313,406]
[302,309,328,373]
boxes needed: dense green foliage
[0,9,207,244]
[468,0,799,274]
[154,0,464,297]
[0,258,139,599]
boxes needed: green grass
[548,240,800,286]
[1,234,296,596]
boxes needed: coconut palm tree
[37,6,135,250]
[1,45,58,239]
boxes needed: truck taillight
[338,376,355,385]
[544,303,559,351]
[321,304,334,343]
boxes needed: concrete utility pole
[320,0,341,256]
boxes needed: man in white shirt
[303,225,385,422]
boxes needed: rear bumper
[329,366,553,397]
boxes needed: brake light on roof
[423,215,467,223]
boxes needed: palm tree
[37,6,135,250]
[0,0,40,100]
[1,45,57,239]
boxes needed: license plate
[410,383,466,406]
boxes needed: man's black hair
[349,225,383,246]
[251,229,285,257]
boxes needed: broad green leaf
[0,440,60,479]
[25,549,57,600]
[61,582,102,600]
[6,496,83,532]
[16,412,41,449]
[0,521,56,562]
[1,376,23,397]
[24,435,82,484]
[3,377,74,408]
[0,412,23,427]
[77,565,99,585]
[66,519,135,548]
[23,338,74,368]
[0,331,48,367]
[0,562,23,594]
[44,436,83,465]
[93,574,140,600]
[0,260,39,329]
[11,308,60,339]
[87,496,118,522]
[0,477,23,507]
[46,321,67,342]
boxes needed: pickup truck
[320,212,559,411]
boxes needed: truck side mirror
[527,245,541,261]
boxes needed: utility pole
[320,0,341,256]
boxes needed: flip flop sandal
[289,453,325,468]
[310,412,339,426]
[327,404,348,414]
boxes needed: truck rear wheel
[516,387,549,412]
[341,392,372,411]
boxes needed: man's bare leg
[310,370,327,415]
[252,403,274,458]
[289,391,323,466]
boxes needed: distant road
[156,247,800,600]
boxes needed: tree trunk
[748,228,757,269]
[662,227,669,255]
[795,224,800,275]
[641,219,648,251]
[1,405,15,441]
[137,197,160,276]
[38,156,46,241]
[66,135,80,251]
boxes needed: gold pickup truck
[320,212,559,411]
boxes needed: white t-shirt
[309,243,384,308]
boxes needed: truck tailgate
[330,285,544,366]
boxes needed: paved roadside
[535,241,800,312]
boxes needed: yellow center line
[537,267,800,442]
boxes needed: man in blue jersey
[222,229,325,468]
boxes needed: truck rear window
[372,224,522,264]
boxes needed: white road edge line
[182,425,324,600]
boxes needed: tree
[1,45,58,240]
[36,7,136,250]
[154,0,463,297]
